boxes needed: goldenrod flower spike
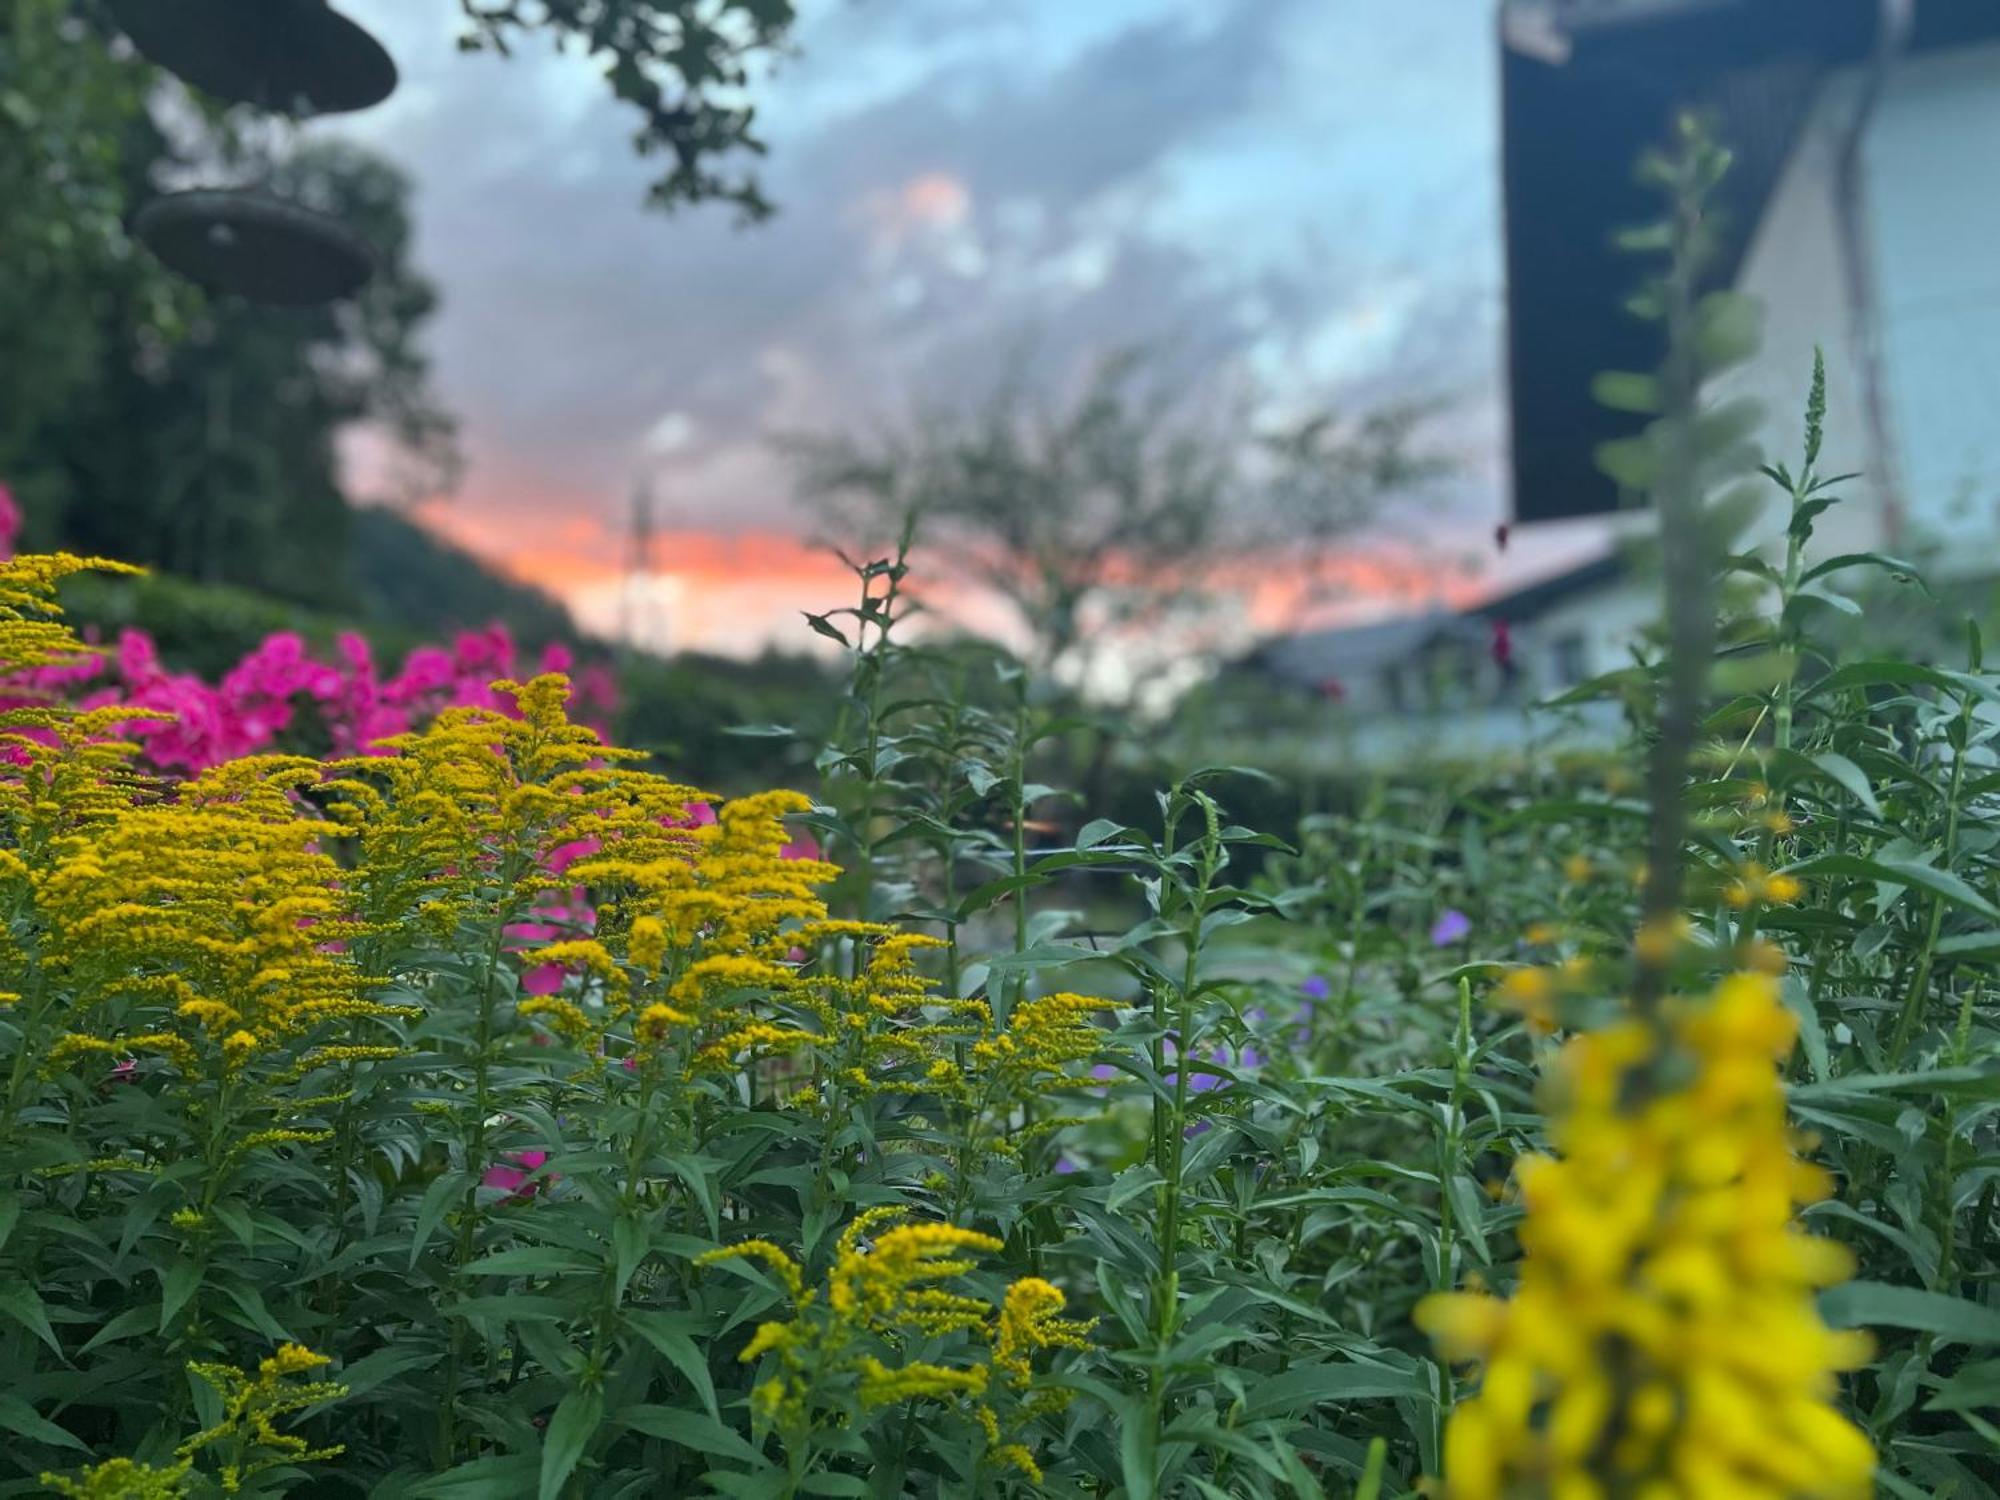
[1418,971,1874,1500]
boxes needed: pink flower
[482,1150,551,1200]
[519,965,565,996]
[780,829,820,861]
[544,838,601,876]
[668,802,718,830]
[0,484,20,561]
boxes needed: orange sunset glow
[412,489,1491,661]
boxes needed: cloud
[326,0,1514,650]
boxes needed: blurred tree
[0,4,530,631]
[0,0,188,490]
[37,139,460,612]
[787,351,1442,701]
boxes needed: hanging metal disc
[107,0,396,116]
[135,190,376,306]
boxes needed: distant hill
[51,509,576,677]
[349,506,573,647]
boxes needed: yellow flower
[1725,862,1804,909]
[992,1277,1094,1386]
[40,1457,194,1499]
[855,1355,988,1407]
[177,1344,348,1493]
[701,1211,1084,1482]
[1495,966,1558,1033]
[1420,972,1874,1499]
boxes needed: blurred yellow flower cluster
[1418,972,1873,1500]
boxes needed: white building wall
[1715,72,1887,563]
[1514,576,1659,693]
[1721,41,2000,571]
[1864,40,2000,550]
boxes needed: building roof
[1248,611,1480,690]
[1245,548,1631,689]
[1467,548,1628,622]
[1502,0,2000,525]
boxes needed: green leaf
[1694,289,1762,371]
[331,1347,440,1403]
[0,1190,16,1255]
[409,1455,540,1498]
[801,611,850,647]
[612,1216,648,1302]
[1926,1358,2000,1413]
[1595,434,1653,491]
[467,1247,594,1277]
[1353,1437,1388,1500]
[0,1393,89,1452]
[980,941,1098,973]
[0,1283,60,1355]
[1802,659,1978,705]
[409,1169,468,1271]
[1076,817,1126,850]
[1781,853,2000,921]
[1591,371,1661,414]
[538,1387,604,1500]
[1791,1067,1999,1104]
[623,1310,718,1419]
[1120,1400,1158,1500]
[1819,1282,2000,1344]
[159,1258,201,1335]
[616,1403,759,1463]
[1809,752,1882,817]
[1798,551,1930,595]
[1241,1360,1432,1421]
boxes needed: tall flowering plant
[0,552,1099,1497]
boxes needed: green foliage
[36,139,457,611]
[0,0,190,480]
[455,0,799,220]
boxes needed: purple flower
[1300,975,1331,1001]
[1055,1154,1079,1175]
[1430,908,1472,946]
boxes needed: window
[1551,632,1589,688]
[1378,666,1405,712]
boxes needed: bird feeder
[110,0,396,306]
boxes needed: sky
[326,0,1606,656]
